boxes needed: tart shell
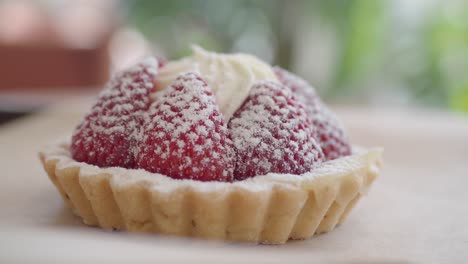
[39,140,382,244]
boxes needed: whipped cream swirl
[156,45,277,120]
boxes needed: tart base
[39,141,382,244]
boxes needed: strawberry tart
[39,46,382,244]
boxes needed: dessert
[39,46,382,244]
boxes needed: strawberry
[71,57,159,168]
[274,67,352,160]
[273,66,318,104]
[228,81,324,180]
[307,101,352,160]
[137,72,235,182]
[156,56,168,68]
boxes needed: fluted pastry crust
[39,140,382,244]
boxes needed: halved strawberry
[274,67,352,160]
[228,81,324,180]
[71,58,159,168]
[137,72,235,182]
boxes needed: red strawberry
[274,67,352,160]
[71,57,159,168]
[307,101,352,160]
[137,72,235,182]
[228,81,324,180]
[156,56,168,68]
[273,66,318,104]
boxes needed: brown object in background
[0,43,109,90]
[0,0,117,91]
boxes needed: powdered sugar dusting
[308,101,352,160]
[229,80,324,180]
[274,67,351,160]
[71,54,351,181]
[156,46,278,121]
[70,57,158,168]
[86,57,158,138]
[273,66,317,103]
[138,72,235,182]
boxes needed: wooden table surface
[1,99,467,263]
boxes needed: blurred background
[0,0,467,124]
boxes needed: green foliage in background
[319,0,385,97]
[125,0,468,112]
